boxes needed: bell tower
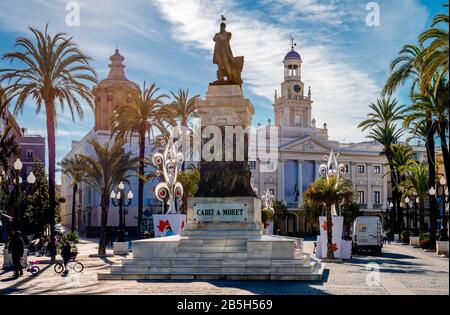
[274,38,313,128]
[92,49,139,131]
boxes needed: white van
[351,216,383,254]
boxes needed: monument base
[98,197,323,281]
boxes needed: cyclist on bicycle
[61,241,72,275]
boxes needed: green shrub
[64,231,80,243]
[261,208,274,227]
[58,231,80,250]
[419,232,432,249]
[400,230,410,243]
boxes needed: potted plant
[419,232,432,250]
[400,230,410,244]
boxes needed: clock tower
[274,40,313,128]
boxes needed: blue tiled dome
[284,50,302,61]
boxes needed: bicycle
[54,259,84,274]
[26,261,41,276]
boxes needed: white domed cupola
[283,38,302,81]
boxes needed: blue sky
[0,0,446,182]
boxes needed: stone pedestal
[98,85,323,281]
[2,248,28,269]
[113,242,129,256]
[409,237,420,247]
[436,241,449,256]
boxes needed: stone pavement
[0,239,448,295]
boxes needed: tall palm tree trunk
[426,120,437,249]
[98,196,109,256]
[326,204,335,259]
[438,128,449,185]
[137,131,145,238]
[45,100,56,247]
[395,172,404,231]
[386,148,399,233]
[71,184,78,232]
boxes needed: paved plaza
[0,239,447,295]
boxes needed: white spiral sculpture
[153,139,184,214]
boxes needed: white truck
[351,216,383,254]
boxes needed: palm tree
[382,44,424,96]
[111,82,171,237]
[405,78,449,184]
[401,161,429,232]
[390,143,414,230]
[0,126,20,179]
[59,155,87,232]
[419,4,449,94]
[358,98,405,232]
[304,176,353,259]
[79,139,137,256]
[169,89,200,128]
[0,25,97,241]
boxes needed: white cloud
[152,0,383,142]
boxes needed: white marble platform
[99,199,324,281]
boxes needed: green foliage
[401,230,410,243]
[339,201,361,230]
[62,231,80,244]
[24,157,50,235]
[178,169,200,198]
[178,169,200,214]
[272,201,288,221]
[419,232,432,249]
[261,208,274,225]
[304,176,354,208]
[303,200,323,226]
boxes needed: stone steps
[110,260,318,274]
[99,262,323,281]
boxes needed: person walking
[61,241,72,275]
[10,231,25,278]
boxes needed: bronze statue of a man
[211,22,243,86]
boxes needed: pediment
[280,135,334,153]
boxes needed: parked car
[54,224,65,235]
[351,216,383,254]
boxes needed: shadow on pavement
[0,264,53,294]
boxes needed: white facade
[250,47,427,234]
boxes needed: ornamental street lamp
[404,196,411,230]
[12,159,22,231]
[438,176,448,241]
[111,182,134,242]
[262,189,275,213]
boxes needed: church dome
[284,49,302,61]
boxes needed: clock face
[293,84,301,93]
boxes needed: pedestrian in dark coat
[61,241,72,274]
[9,231,25,278]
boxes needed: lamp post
[438,176,448,240]
[12,159,22,231]
[110,181,133,242]
[404,196,411,230]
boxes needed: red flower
[157,220,170,232]
[321,220,334,232]
[331,243,338,252]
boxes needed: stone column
[278,160,285,202]
[367,163,373,209]
[383,164,388,206]
[258,159,264,198]
[350,162,356,184]
[314,161,320,180]
[297,160,303,207]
